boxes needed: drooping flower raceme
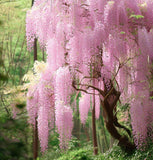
[37,69,54,152]
[54,66,73,149]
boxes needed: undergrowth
[40,139,153,160]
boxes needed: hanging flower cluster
[55,66,73,149]
[26,62,55,152]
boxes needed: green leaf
[130,14,144,19]
[120,31,125,34]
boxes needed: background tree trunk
[32,1,38,159]
[92,79,98,155]
[33,119,38,160]
[33,38,37,61]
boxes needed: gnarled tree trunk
[101,79,135,151]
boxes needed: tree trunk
[33,38,38,159]
[42,48,45,61]
[34,38,37,61]
[31,0,34,6]
[33,119,38,160]
[32,1,38,155]
[92,87,98,155]
[100,79,135,151]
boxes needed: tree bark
[92,81,98,155]
[101,79,135,151]
[33,39,38,159]
[31,0,34,6]
[33,38,37,61]
[33,119,38,160]
[32,0,38,156]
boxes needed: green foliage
[129,14,144,19]
[120,31,126,35]
[117,103,132,133]
[0,0,31,34]
[0,47,8,83]
[0,1,46,159]
[68,136,81,150]
[0,83,32,160]
[0,73,8,81]
[41,142,153,160]
[57,145,94,160]
[0,20,3,26]
[38,125,153,160]
[48,132,60,150]
[0,0,44,86]
[119,103,130,112]
[15,102,26,109]
[0,112,32,160]
[101,142,153,160]
[40,136,92,160]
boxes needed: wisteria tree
[26,0,153,154]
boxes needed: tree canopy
[26,0,153,153]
